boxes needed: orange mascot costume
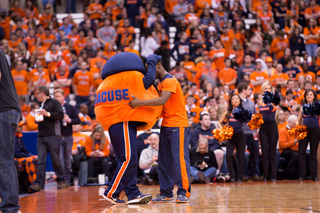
[95,52,162,204]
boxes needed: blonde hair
[275,109,285,124]
[261,82,274,93]
[90,123,107,150]
[217,103,227,120]
[54,88,64,95]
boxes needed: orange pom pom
[212,126,234,142]
[247,113,264,130]
[288,125,308,140]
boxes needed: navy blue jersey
[302,113,319,128]
[259,103,276,122]
[229,114,243,133]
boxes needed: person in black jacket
[0,48,22,213]
[190,138,217,183]
[54,89,81,187]
[30,85,66,192]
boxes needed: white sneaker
[127,194,152,204]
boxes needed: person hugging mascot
[95,52,162,205]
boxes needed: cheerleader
[298,89,320,181]
[259,82,278,182]
[218,94,246,182]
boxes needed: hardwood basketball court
[19,180,320,212]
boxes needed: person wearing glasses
[29,85,66,192]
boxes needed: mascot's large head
[102,52,146,80]
[95,52,162,131]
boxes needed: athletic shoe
[216,173,226,183]
[151,194,175,203]
[176,195,189,203]
[249,175,263,181]
[224,173,231,182]
[127,194,152,204]
[29,184,43,192]
[102,194,126,205]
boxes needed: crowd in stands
[3,0,320,188]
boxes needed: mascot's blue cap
[101,52,146,80]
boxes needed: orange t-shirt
[26,6,39,19]
[209,48,228,70]
[11,70,30,96]
[73,71,94,97]
[90,66,102,75]
[104,0,121,20]
[30,68,50,79]
[194,0,211,16]
[117,26,135,47]
[165,0,179,14]
[194,62,218,86]
[24,36,36,51]
[10,7,25,17]
[218,68,237,90]
[62,49,71,66]
[87,3,103,20]
[124,47,140,56]
[67,34,79,44]
[303,27,319,45]
[184,13,199,25]
[0,18,11,40]
[234,31,245,45]
[25,113,38,131]
[39,14,52,28]
[186,105,203,123]
[258,11,273,31]
[313,85,320,99]
[12,24,29,32]
[9,38,22,51]
[221,31,235,54]
[74,37,87,53]
[79,113,92,131]
[250,71,269,93]
[279,126,298,154]
[229,48,244,66]
[252,2,272,13]
[183,61,197,82]
[94,78,103,90]
[85,136,110,157]
[32,74,51,87]
[158,74,188,127]
[296,72,316,83]
[305,6,320,23]
[270,37,289,60]
[103,50,116,60]
[54,71,71,96]
[90,57,107,68]
[46,51,61,74]
[41,34,56,48]
[72,132,88,151]
[270,73,289,94]
[31,46,47,65]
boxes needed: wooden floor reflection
[19,180,320,213]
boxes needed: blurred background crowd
[2,0,320,191]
